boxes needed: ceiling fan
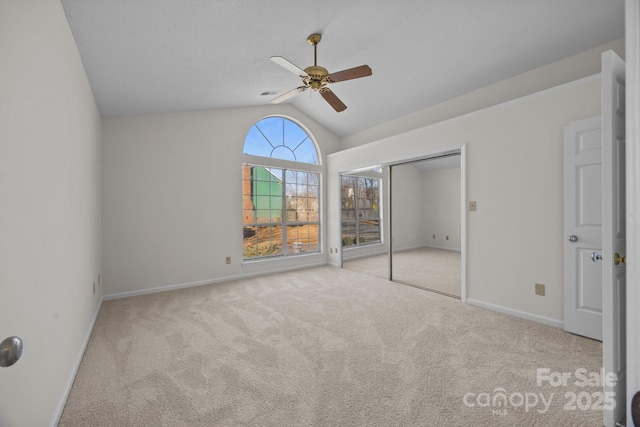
[270,33,372,112]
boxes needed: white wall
[102,106,340,297]
[0,1,102,426]
[423,168,461,251]
[327,76,601,324]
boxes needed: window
[341,175,381,247]
[242,117,321,260]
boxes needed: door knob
[591,252,603,262]
[614,253,626,266]
[568,235,578,242]
[0,336,23,367]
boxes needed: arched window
[242,117,321,260]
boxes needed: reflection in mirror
[340,167,389,279]
[390,155,462,298]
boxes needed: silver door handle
[591,252,603,262]
[568,235,578,242]
[0,336,23,367]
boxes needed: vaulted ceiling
[61,0,624,138]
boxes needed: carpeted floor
[343,247,461,297]
[60,266,603,426]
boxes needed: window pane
[287,224,319,254]
[249,166,282,224]
[284,120,308,150]
[297,171,308,185]
[341,176,356,214]
[342,221,357,247]
[359,220,381,244]
[243,209,255,224]
[243,117,318,165]
[243,126,274,158]
[256,118,283,148]
[284,171,319,223]
[286,169,297,185]
[243,225,283,258]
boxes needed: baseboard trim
[343,250,388,262]
[51,297,103,427]
[391,244,422,252]
[103,261,328,301]
[392,244,461,253]
[466,298,564,329]
[421,244,461,252]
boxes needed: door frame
[625,0,640,422]
[602,49,627,427]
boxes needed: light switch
[469,201,477,211]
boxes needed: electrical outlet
[225,256,231,265]
[535,283,545,296]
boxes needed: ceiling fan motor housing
[303,65,329,90]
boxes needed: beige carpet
[343,247,461,297]
[60,266,603,426]
[342,252,389,278]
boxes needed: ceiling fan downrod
[307,33,322,66]
[303,34,328,91]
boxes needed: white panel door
[601,49,626,427]
[563,116,603,340]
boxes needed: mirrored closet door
[390,155,462,298]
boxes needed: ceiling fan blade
[320,88,347,112]
[270,56,307,77]
[327,65,372,83]
[271,86,307,104]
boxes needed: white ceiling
[60,0,624,138]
